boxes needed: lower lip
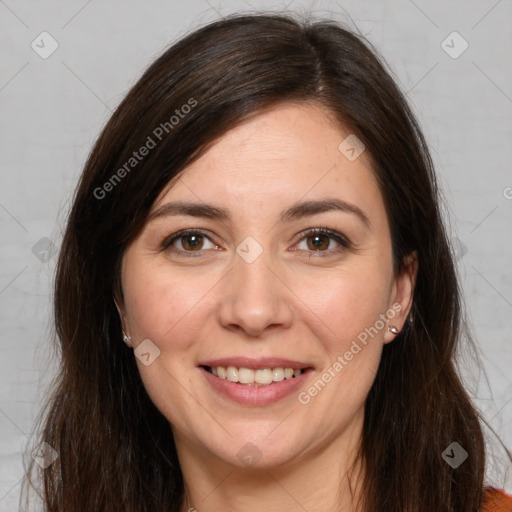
[199,366,312,406]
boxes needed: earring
[123,333,132,346]
[388,326,400,335]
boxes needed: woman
[22,12,512,512]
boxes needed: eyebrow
[147,198,371,228]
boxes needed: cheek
[296,261,393,346]
[122,255,218,346]
[295,269,392,411]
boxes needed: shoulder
[481,486,512,512]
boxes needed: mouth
[198,356,314,385]
[197,358,314,405]
[200,364,312,387]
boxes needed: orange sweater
[481,487,512,512]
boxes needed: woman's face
[119,102,415,470]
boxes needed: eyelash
[160,227,351,258]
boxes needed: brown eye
[179,233,204,251]
[306,234,330,251]
[161,229,217,256]
[295,228,351,255]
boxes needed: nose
[216,246,294,338]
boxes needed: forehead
[152,102,383,223]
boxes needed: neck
[175,413,365,512]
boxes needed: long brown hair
[21,12,509,512]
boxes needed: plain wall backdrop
[1,0,511,509]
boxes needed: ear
[113,293,124,315]
[383,251,418,343]
[113,294,129,333]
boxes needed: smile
[198,362,314,405]
[203,365,303,386]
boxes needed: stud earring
[388,326,400,335]
[122,333,132,346]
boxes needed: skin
[117,102,417,512]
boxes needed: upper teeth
[209,366,303,385]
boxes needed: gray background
[1,0,511,509]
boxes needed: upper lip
[198,357,313,370]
